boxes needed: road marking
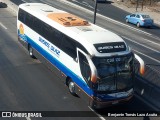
[40,0,52,6]
[21,0,27,3]
[122,36,160,54]
[26,117,31,120]
[88,106,106,120]
[72,0,99,11]
[143,38,160,47]
[82,1,95,10]
[133,49,160,64]
[0,22,7,29]
[151,36,160,41]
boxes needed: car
[125,13,154,27]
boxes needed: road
[67,0,160,37]
[0,0,160,120]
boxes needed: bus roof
[19,3,129,56]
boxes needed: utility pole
[93,0,98,24]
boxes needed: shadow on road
[0,2,7,8]
[148,24,160,29]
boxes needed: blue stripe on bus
[19,33,93,96]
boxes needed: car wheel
[68,79,76,96]
[136,22,140,27]
[126,18,129,23]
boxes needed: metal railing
[135,64,160,88]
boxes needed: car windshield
[141,15,150,19]
[92,53,134,92]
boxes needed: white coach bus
[17,3,144,109]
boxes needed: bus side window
[61,35,77,59]
[33,17,42,36]
[41,23,52,41]
[78,52,91,82]
[25,12,34,28]
[18,9,25,23]
[51,28,63,49]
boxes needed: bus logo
[18,24,27,41]
[19,24,24,35]
[39,37,60,56]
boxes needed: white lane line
[122,36,160,54]
[143,38,160,47]
[39,0,52,6]
[88,106,106,120]
[133,49,160,64]
[26,117,31,120]
[82,1,96,10]
[21,0,27,3]
[0,22,7,29]
[59,0,152,36]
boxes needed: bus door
[77,48,97,101]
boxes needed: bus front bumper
[89,95,133,109]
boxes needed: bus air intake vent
[41,9,53,12]
[47,13,90,27]
[77,26,93,32]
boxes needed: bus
[17,3,144,109]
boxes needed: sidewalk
[111,0,160,25]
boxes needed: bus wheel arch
[66,77,76,96]
[28,44,35,58]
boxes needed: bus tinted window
[41,23,52,41]
[32,17,43,36]
[51,28,63,49]
[79,52,91,82]
[18,8,25,23]
[25,12,34,28]
[61,35,77,58]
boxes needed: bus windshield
[92,53,134,92]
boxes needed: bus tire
[68,79,76,96]
[28,45,35,58]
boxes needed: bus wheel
[28,45,34,58]
[68,79,76,96]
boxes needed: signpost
[93,0,98,24]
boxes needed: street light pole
[93,0,98,24]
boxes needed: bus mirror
[87,57,97,83]
[134,54,145,75]
[74,57,78,62]
[77,48,97,83]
